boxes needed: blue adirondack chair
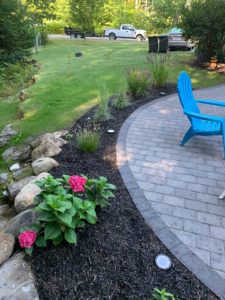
[177,71,225,158]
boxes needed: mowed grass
[0,39,225,150]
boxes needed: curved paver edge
[116,94,225,300]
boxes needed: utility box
[148,35,168,53]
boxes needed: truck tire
[76,34,82,39]
[136,34,144,42]
[109,33,116,40]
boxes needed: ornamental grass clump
[147,53,171,88]
[112,81,130,109]
[127,67,150,99]
[18,174,116,254]
[94,85,111,122]
[76,124,100,153]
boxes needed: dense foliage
[180,0,225,62]
[0,0,34,62]
[19,175,116,254]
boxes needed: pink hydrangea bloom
[18,230,37,249]
[68,175,87,192]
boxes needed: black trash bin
[148,35,169,53]
[159,35,168,53]
[148,36,159,53]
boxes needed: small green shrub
[127,67,149,98]
[18,174,116,254]
[152,288,177,300]
[147,54,171,87]
[94,85,111,122]
[76,125,100,153]
[112,82,130,109]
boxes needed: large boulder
[5,209,38,237]
[13,164,34,181]
[32,157,59,175]
[0,252,39,300]
[0,124,17,148]
[7,176,36,199]
[31,132,67,149]
[0,230,15,266]
[2,144,31,162]
[14,172,50,213]
[14,183,41,213]
[31,139,62,161]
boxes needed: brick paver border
[117,94,225,299]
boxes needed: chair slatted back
[177,71,200,114]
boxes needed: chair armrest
[184,110,224,123]
[197,99,225,107]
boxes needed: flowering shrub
[18,230,37,255]
[68,175,87,192]
[19,174,116,254]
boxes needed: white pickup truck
[104,24,147,41]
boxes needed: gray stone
[0,252,39,300]
[0,231,15,266]
[0,173,8,184]
[32,157,59,175]
[0,124,17,148]
[14,172,50,213]
[0,205,15,231]
[52,130,69,139]
[9,163,21,171]
[13,164,34,181]
[5,209,38,237]
[3,144,31,162]
[31,140,62,161]
[0,204,12,217]
[14,183,41,213]
[7,176,36,199]
[31,133,67,149]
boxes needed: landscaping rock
[13,164,34,181]
[14,183,41,213]
[0,124,17,148]
[5,209,38,237]
[31,139,62,160]
[14,172,50,213]
[0,252,39,300]
[0,231,15,266]
[10,163,21,171]
[32,157,59,175]
[53,130,69,139]
[31,132,67,149]
[0,172,8,184]
[0,204,12,217]
[3,144,31,162]
[7,176,36,199]
[0,204,15,231]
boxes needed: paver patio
[117,85,225,297]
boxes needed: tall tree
[69,0,105,31]
[180,0,225,61]
[0,0,34,60]
[22,0,56,25]
[149,0,187,33]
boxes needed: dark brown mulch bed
[31,85,218,300]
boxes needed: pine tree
[0,0,35,62]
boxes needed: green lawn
[0,39,225,165]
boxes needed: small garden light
[107,129,115,134]
[155,254,172,270]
